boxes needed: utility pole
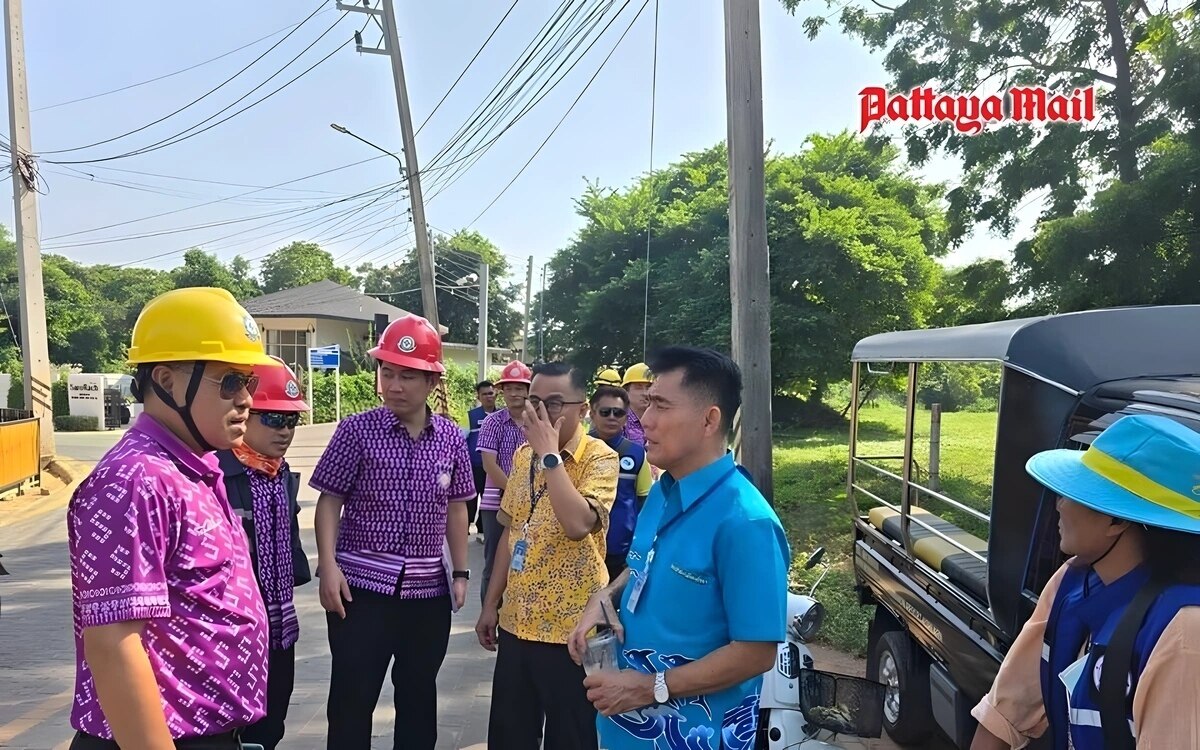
[339,0,438,331]
[538,264,547,362]
[476,260,489,382]
[6,0,54,462]
[724,0,772,502]
[521,255,532,361]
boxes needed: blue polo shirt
[466,405,488,468]
[598,452,790,750]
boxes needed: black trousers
[238,646,295,750]
[488,628,598,750]
[605,553,627,583]
[70,731,240,749]
[326,588,451,750]
[479,509,503,606]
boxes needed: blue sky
[2,0,1033,287]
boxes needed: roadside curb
[0,459,93,527]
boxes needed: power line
[415,0,522,136]
[468,0,650,227]
[30,13,328,113]
[39,0,329,154]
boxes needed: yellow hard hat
[594,368,621,386]
[622,362,653,386]
[127,287,275,367]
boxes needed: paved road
[1,424,906,750]
[49,430,128,463]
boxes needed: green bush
[52,378,69,417]
[916,362,1001,412]
[55,415,99,431]
[7,375,20,409]
[305,361,480,426]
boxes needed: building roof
[241,280,448,334]
[851,305,1200,393]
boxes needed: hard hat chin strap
[149,362,215,453]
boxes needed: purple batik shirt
[309,406,476,598]
[68,414,268,740]
[623,409,646,446]
[476,408,526,511]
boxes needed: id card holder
[626,549,654,614]
[511,538,528,572]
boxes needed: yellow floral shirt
[497,426,618,644]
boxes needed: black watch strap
[452,570,470,580]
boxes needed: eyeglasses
[528,396,585,415]
[203,371,259,400]
[595,407,627,418]
[255,411,301,429]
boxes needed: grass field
[774,400,998,656]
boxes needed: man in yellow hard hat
[66,287,272,750]
[621,362,653,446]
[594,367,622,387]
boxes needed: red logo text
[859,86,1097,135]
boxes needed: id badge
[626,549,654,614]
[511,538,528,572]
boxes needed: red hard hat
[251,356,309,412]
[495,359,532,385]
[369,313,445,373]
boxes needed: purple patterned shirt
[476,408,526,511]
[68,414,268,740]
[246,469,300,650]
[623,409,646,446]
[309,407,476,598]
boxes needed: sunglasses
[595,407,627,418]
[202,371,259,400]
[255,411,302,429]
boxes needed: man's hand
[318,564,352,618]
[584,670,655,716]
[569,590,623,665]
[523,400,563,457]
[476,605,500,651]
[452,578,468,610]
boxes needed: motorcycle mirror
[805,547,826,569]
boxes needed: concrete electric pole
[339,0,438,331]
[5,0,54,462]
[522,255,533,362]
[476,260,489,382]
[724,0,772,502]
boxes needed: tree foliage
[783,0,1200,312]
[260,241,355,293]
[541,134,947,397]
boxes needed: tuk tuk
[847,305,1200,748]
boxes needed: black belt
[71,729,241,750]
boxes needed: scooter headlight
[793,601,826,641]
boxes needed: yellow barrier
[0,418,40,492]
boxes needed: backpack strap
[1100,577,1167,750]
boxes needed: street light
[330,122,406,177]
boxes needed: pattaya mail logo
[859,86,1097,134]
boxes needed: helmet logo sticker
[243,315,260,342]
[285,380,301,398]
[620,456,636,471]
[398,335,417,353]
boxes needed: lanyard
[523,453,554,534]
[648,464,738,553]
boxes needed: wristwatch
[452,570,470,580]
[540,452,562,471]
[653,671,670,704]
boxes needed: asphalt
[0,425,907,750]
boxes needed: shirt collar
[660,450,735,510]
[387,406,435,437]
[562,424,588,462]
[130,412,218,479]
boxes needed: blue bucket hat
[1026,414,1200,535]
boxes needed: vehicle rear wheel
[871,630,933,746]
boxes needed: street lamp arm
[330,123,405,176]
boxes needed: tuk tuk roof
[851,305,1200,393]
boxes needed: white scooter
[756,547,886,749]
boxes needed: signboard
[308,345,340,370]
[67,374,106,425]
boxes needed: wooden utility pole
[340,0,438,331]
[476,260,489,382]
[5,0,54,462]
[724,0,772,502]
[522,255,533,361]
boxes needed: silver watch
[653,671,670,703]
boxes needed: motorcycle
[756,547,887,749]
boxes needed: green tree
[259,241,355,294]
[929,259,1013,327]
[783,0,1200,311]
[359,230,524,347]
[542,135,947,397]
